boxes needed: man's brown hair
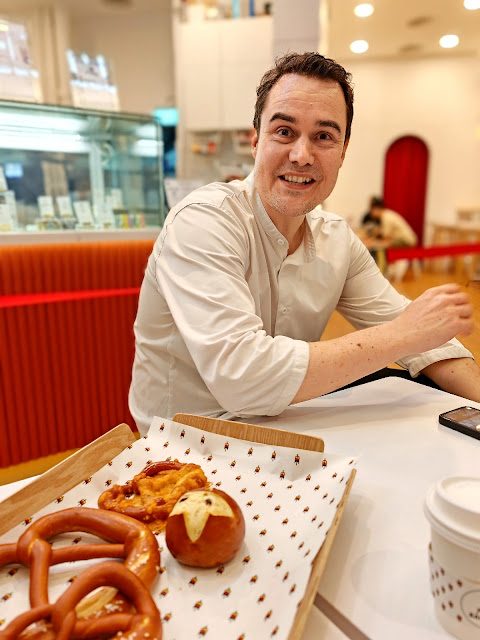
[253,52,354,143]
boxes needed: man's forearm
[291,284,476,406]
[421,358,480,403]
[292,323,411,404]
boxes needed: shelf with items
[232,129,255,155]
[177,0,273,22]
[181,129,254,183]
[0,99,166,235]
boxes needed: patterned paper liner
[0,416,357,640]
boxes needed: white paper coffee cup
[424,476,480,640]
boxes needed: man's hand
[391,284,474,355]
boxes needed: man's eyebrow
[269,112,342,134]
[269,112,296,124]
[316,119,342,134]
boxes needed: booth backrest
[0,240,154,468]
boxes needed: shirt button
[277,238,285,245]
[281,307,288,315]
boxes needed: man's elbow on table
[421,357,480,403]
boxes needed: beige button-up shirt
[129,173,472,435]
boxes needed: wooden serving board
[173,414,356,640]
[0,416,355,640]
[0,423,136,537]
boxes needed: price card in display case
[37,195,55,219]
[109,188,124,210]
[0,203,12,230]
[0,167,7,192]
[94,201,115,228]
[73,201,94,226]
[4,191,18,228]
[56,195,74,218]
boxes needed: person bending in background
[359,197,417,249]
[129,52,480,436]
[358,196,417,278]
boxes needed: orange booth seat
[0,240,154,468]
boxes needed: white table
[1,378,478,640]
[254,378,480,640]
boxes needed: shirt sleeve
[335,231,473,375]
[152,203,309,417]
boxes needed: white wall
[326,56,480,238]
[71,6,175,114]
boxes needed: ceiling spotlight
[350,40,369,54]
[354,3,374,18]
[439,34,459,48]
[464,0,480,10]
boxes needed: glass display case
[0,100,165,233]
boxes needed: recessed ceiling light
[464,0,480,10]
[439,34,459,48]
[350,40,369,54]
[354,3,374,18]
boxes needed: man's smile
[280,174,315,184]
[278,173,315,190]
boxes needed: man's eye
[278,128,290,136]
[318,132,332,140]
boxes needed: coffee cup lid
[424,476,480,553]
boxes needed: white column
[19,3,72,104]
[272,0,329,59]
[50,4,72,106]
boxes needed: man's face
[252,74,349,226]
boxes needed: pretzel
[0,561,161,639]
[0,507,161,638]
[98,460,209,529]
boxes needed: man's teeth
[282,175,313,184]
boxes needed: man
[129,52,480,436]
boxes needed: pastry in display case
[0,99,166,233]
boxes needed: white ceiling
[328,0,480,61]
[0,0,478,60]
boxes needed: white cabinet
[219,17,273,129]
[178,21,222,130]
[177,16,273,131]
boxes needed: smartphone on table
[439,406,480,440]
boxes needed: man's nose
[289,137,314,165]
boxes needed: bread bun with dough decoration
[165,488,245,567]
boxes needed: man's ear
[340,137,350,165]
[252,130,259,159]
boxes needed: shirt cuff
[264,339,310,415]
[397,338,473,378]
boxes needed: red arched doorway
[383,136,429,245]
